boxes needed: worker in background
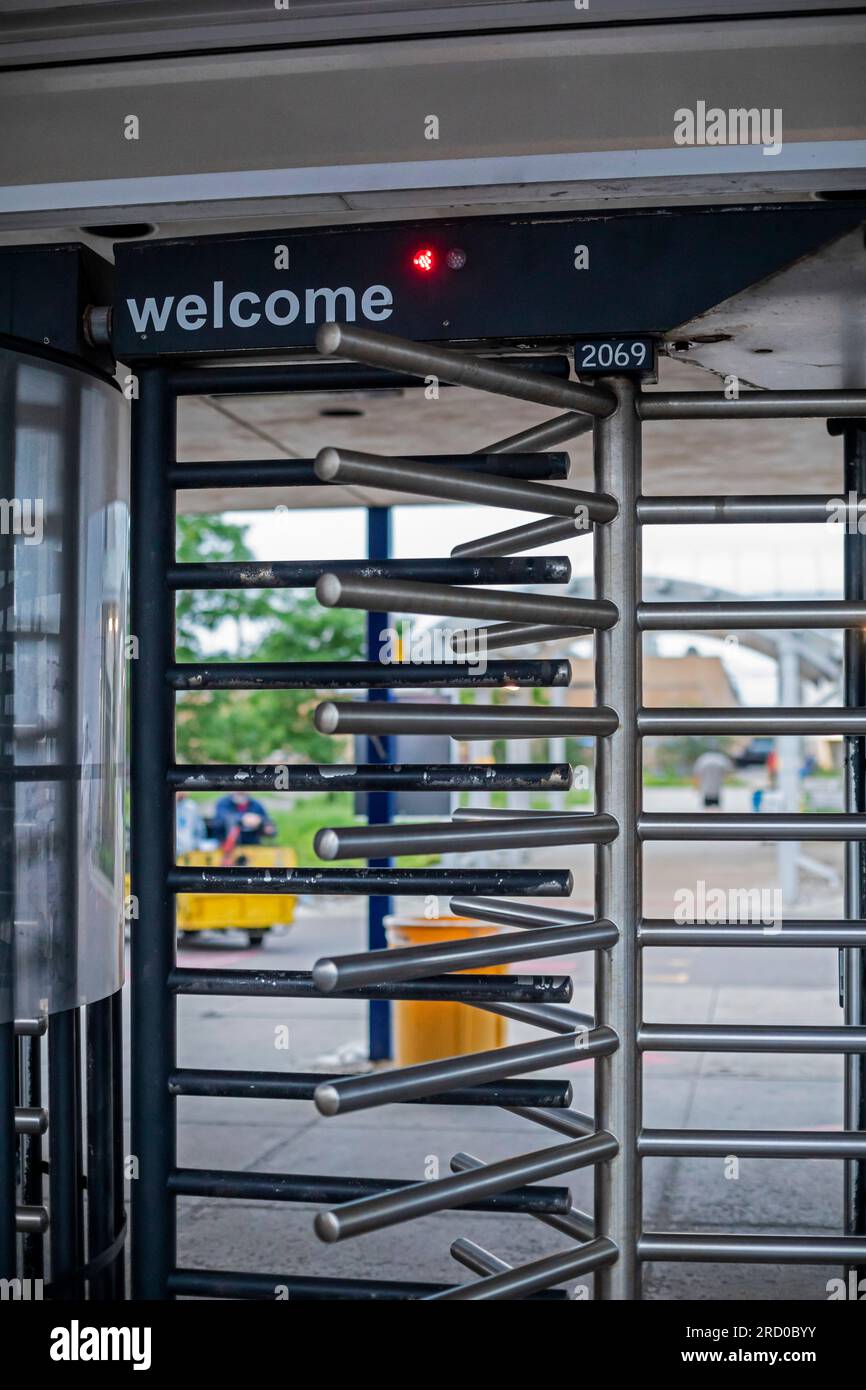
[213,791,277,847]
[693,747,732,809]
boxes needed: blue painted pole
[366,507,393,1060]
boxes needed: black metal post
[130,366,177,1299]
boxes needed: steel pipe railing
[316,322,616,417]
[639,1129,866,1159]
[450,1237,512,1278]
[638,494,857,524]
[316,570,618,629]
[426,1236,619,1300]
[639,920,866,948]
[640,390,866,420]
[314,701,618,739]
[314,1027,618,1115]
[314,814,618,861]
[311,919,617,993]
[451,896,596,930]
[507,1105,597,1138]
[314,1132,619,1243]
[639,600,866,630]
[639,1233,866,1263]
[168,354,571,398]
[453,515,589,558]
[640,707,866,735]
[640,1024,866,1053]
[640,812,866,841]
[481,412,594,454]
[315,447,615,524]
[451,621,590,652]
[451,1152,595,1242]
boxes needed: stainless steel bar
[594,375,642,1301]
[314,701,618,739]
[16,1206,49,1236]
[314,814,618,861]
[13,1018,47,1037]
[640,812,866,841]
[451,1152,595,1241]
[638,494,854,525]
[475,1000,594,1034]
[481,412,594,454]
[640,1024,866,1053]
[314,1131,618,1242]
[316,571,616,630]
[640,707,866,736]
[169,658,571,691]
[426,1237,618,1300]
[15,1107,47,1137]
[167,1267,565,1299]
[312,920,617,993]
[316,447,614,524]
[450,1238,512,1278]
[314,1027,618,1115]
[639,600,866,630]
[842,420,866,1269]
[639,1129,866,1158]
[640,920,866,948]
[639,1233,866,1263]
[168,762,573,793]
[451,896,595,929]
[453,516,586,559]
[425,1245,617,1295]
[316,322,616,417]
[640,391,866,420]
[451,621,590,652]
[507,1105,596,1138]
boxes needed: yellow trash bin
[384,914,506,1065]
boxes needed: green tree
[175,516,364,765]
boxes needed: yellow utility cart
[176,844,298,947]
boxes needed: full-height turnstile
[5,204,866,1299]
[125,304,866,1298]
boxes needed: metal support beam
[593,375,642,1300]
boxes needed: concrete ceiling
[176,353,844,514]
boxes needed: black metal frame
[129,356,583,1300]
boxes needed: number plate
[574,338,657,379]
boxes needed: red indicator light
[412,247,435,272]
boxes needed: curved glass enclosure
[0,347,128,1024]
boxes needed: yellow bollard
[384,915,506,1065]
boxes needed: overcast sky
[223,504,848,705]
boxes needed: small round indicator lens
[412,247,435,272]
[446,247,467,270]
